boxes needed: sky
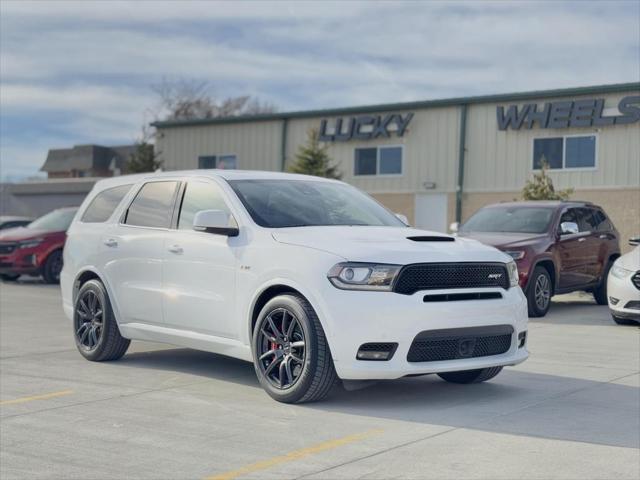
[1,0,639,181]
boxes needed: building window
[217,154,237,169]
[533,135,596,170]
[354,146,403,176]
[198,156,217,169]
[198,154,237,170]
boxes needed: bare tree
[152,79,277,121]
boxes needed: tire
[611,314,638,326]
[0,273,19,281]
[42,250,63,284]
[252,294,337,404]
[593,261,612,305]
[438,366,503,384]
[526,266,552,317]
[74,279,130,361]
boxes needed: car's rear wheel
[593,261,612,305]
[438,366,503,384]
[526,266,552,317]
[611,313,638,326]
[74,279,130,361]
[0,273,19,281]
[252,294,337,403]
[42,250,63,284]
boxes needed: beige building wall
[157,120,284,172]
[285,107,460,195]
[465,91,640,192]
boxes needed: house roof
[40,144,137,173]
[151,82,640,129]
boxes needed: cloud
[0,0,638,180]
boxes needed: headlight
[506,260,519,287]
[611,265,633,279]
[504,250,525,260]
[18,238,43,249]
[328,263,401,291]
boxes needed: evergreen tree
[522,158,573,200]
[288,129,341,179]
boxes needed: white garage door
[414,193,448,233]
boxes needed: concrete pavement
[1,280,638,479]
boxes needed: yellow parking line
[206,428,383,480]
[0,389,73,406]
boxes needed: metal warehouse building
[153,82,640,248]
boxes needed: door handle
[578,237,586,242]
[103,238,118,248]
[168,245,183,254]
[598,234,609,239]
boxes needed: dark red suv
[458,201,620,317]
[0,207,77,284]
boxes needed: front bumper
[608,273,640,321]
[0,252,41,275]
[316,284,529,380]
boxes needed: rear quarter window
[124,181,179,228]
[81,184,133,223]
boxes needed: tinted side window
[592,209,612,232]
[178,181,233,230]
[575,208,595,232]
[81,184,132,223]
[559,209,577,229]
[124,181,179,228]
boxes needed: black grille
[393,262,510,295]
[624,301,640,310]
[0,243,17,254]
[632,272,640,290]
[407,325,513,363]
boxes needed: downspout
[280,117,289,171]
[455,104,468,224]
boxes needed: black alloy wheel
[73,279,130,362]
[75,289,103,352]
[252,294,337,403]
[257,308,306,389]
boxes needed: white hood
[272,226,510,265]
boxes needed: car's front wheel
[42,250,63,284]
[252,294,337,403]
[74,279,130,361]
[438,366,503,384]
[593,261,612,305]
[526,266,552,317]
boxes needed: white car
[607,239,640,325]
[61,170,528,403]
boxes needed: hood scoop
[407,235,454,242]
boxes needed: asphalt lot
[1,279,638,480]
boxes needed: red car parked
[457,201,620,317]
[0,207,77,283]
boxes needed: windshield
[28,209,77,232]
[228,179,405,228]
[460,206,554,234]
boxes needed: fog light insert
[518,331,527,348]
[609,296,620,305]
[356,342,398,361]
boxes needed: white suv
[61,170,528,403]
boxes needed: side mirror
[629,236,640,247]
[193,209,239,237]
[395,213,409,226]
[449,222,459,234]
[560,221,579,235]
